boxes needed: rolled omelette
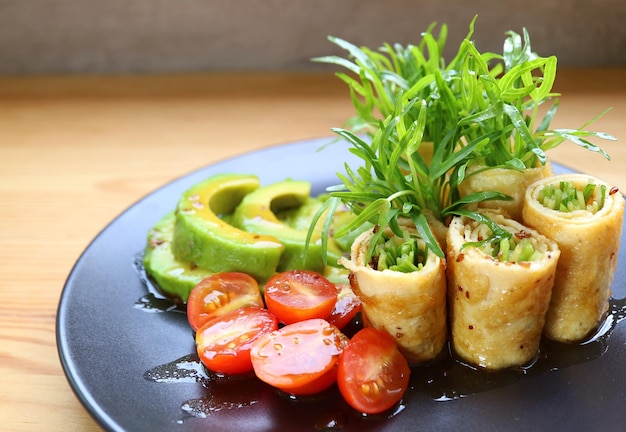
[522,173,624,343]
[446,210,560,370]
[339,224,447,364]
[458,161,553,222]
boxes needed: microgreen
[308,18,616,267]
[306,94,510,262]
[314,17,615,170]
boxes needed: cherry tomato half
[195,306,278,375]
[327,283,361,330]
[250,318,349,395]
[337,327,410,414]
[187,272,264,331]
[264,270,338,325]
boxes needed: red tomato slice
[338,327,410,414]
[250,318,349,395]
[263,270,338,325]
[327,283,361,330]
[187,272,264,331]
[195,306,278,375]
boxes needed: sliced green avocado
[232,180,345,272]
[171,174,284,281]
[143,212,214,302]
[276,194,329,230]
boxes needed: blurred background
[1,0,625,75]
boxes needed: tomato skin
[187,272,264,331]
[337,328,410,414]
[196,307,278,375]
[327,283,361,330]
[264,270,338,325]
[250,318,348,395]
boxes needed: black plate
[57,137,626,432]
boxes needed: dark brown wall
[1,0,624,75]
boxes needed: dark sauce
[144,354,266,421]
[134,253,626,425]
[133,254,185,314]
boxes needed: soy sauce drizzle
[133,253,185,313]
[144,354,264,419]
[144,354,207,384]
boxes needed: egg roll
[446,210,560,370]
[458,161,553,221]
[522,173,624,343]
[339,224,447,363]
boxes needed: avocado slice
[232,180,345,272]
[171,174,284,281]
[143,211,214,302]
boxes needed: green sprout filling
[479,236,543,263]
[537,181,606,213]
[459,213,543,263]
[373,231,427,272]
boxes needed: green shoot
[313,18,615,171]
[308,18,616,267]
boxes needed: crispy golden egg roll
[446,210,560,370]
[522,173,624,343]
[339,224,447,364]
[458,162,553,221]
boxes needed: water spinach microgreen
[308,17,615,268]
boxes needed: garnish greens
[313,17,615,171]
[307,18,615,267]
[306,94,510,263]
[537,181,607,213]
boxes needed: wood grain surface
[1,70,624,431]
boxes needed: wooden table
[1,70,625,431]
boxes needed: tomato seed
[202,291,228,310]
[361,381,380,397]
[380,366,392,382]
[322,327,335,336]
